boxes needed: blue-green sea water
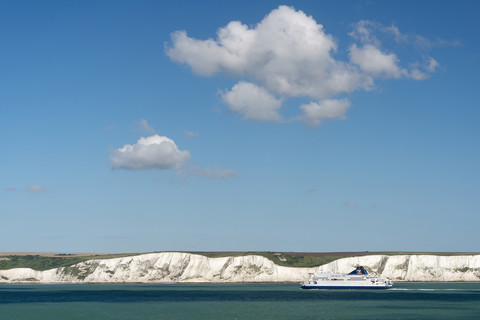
[1,282,479,319]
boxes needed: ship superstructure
[301,266,393,290]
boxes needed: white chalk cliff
[1,252,479,283]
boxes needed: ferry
[301,266,393,290]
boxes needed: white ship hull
[301,266,393,290]
[301,282,393,290]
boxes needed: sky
[1,0,479,253]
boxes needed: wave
[391,288,467,291]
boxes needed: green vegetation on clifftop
[0,254,139,271]
[1,251,477,271]
[190,252,348,268]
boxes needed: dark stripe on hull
[301,285,392,290]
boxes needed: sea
[1,282,479,319]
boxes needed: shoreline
[2,280,480,285]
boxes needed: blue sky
[1,0,479,253]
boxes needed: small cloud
[111,135,235,183]
[349,44,405,78]
[305,188,316,194]
[349,20,445,81]
[110,134,191,171]
[350,20,457,49]
[414,35,462,49]
[137,119,155,134]
[349,20,382,46]
[221,81,283,122]
[344,201,357,208]
[408,57,439,80]
[5,187,16,191]
[427,57,439,72]
[184,130,199,138]
[409,68,430,80]
[28,185,46,193]
[186,165,237,179]
[296,99,351,127]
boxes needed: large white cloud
[110,135,191,170]
[167,6,369,100]
[167,6,439,127]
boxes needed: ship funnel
[348,266,368,275]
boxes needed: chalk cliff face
[316,254,480,281]
[1,252,479,283]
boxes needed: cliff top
[1,251,479,271]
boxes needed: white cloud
[110,135,191,170]
[349,20,408,45]
[167,6,441,127]
[5,187,16,191]
[187,165,237,179]
[221,82,283,121]
[167,5,370,126]
[167,21,255,76]
[28,185,46,193]
[427,57,439,72]
[298,99,351,127]
[167,6,369,100]
[409,57,439,80]
[111,135,237,180]
[349,44,404,78]
[409,68,429,80]
[414,35,462,49]
[348,20,381,46]
[349,20,441,81]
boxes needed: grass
[189,251,480,268]
[1,251,477,271]
[189,252,350,268]
[0,253,140,271]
